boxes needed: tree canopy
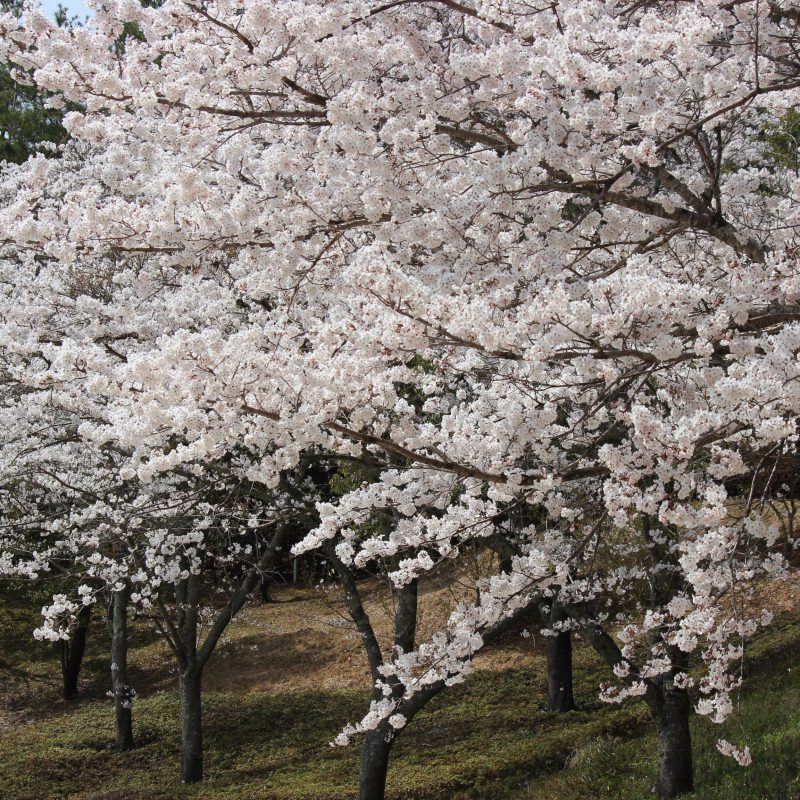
[0,2,798,797]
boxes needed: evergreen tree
[0,1,75,164]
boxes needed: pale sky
[38,0,94,20]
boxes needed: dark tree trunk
[259,574,272,603]
[179,667,203,783]
[169,527,289,784]
[653,686,693,799]
[589,623,694,800]
[355,595,542,800]
[545,629,575,712]
[394,579,418,654]
[358,723,393,800]
[640,515,693,798]
[352,577,417,799]
[539,601,575,712]
[172,571,204,784]
[109,587,134,751]
[60,603,92,700]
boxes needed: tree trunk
[640,515,693,798]
[109,588,134,751]
[259,574,272,603]
[60,603,92,700]
[540,601,575,712]
[358,723,393,800]
[170,527,288,786]
[588,622,694,800]
[179,667,203,783]
[394,578,418,654]
[653,686,693,799]
[545,630,575,712]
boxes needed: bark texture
[586,515,695,799]
[169,524,289,782]
[358,724,393,800]
[179,667,203,783]
[109,587,134,751]
[545,629,576,712]
[59,602,91,700]
[653,687,694,799]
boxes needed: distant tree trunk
[545,629,575,712]
[652,684,693,798]
[358,722,393,800]
[108,587,134,751]
[539,600,575,712]
[168,525,289,783]
[487,532,515,575]
[179,666,203,783]
[258,574,272,603]
[60,602,91,700]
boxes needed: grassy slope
[0,587,798,800]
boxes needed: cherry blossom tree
[0,240,305,778]
[318,491,547,800]
[0,1,798,797]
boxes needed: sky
[38,0,94,20]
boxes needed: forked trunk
[587,622,693,799]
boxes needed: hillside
[0,578,798,800]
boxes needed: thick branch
[197,524,290,667]
[328,547,385,682]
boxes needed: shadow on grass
[0,664,652,800]
[1,612,798,800]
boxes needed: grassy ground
[0,581,798,800]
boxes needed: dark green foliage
[764,109,800,175]
[0,63,69,164]
[328,460,378,498]
[0,1,74,164]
